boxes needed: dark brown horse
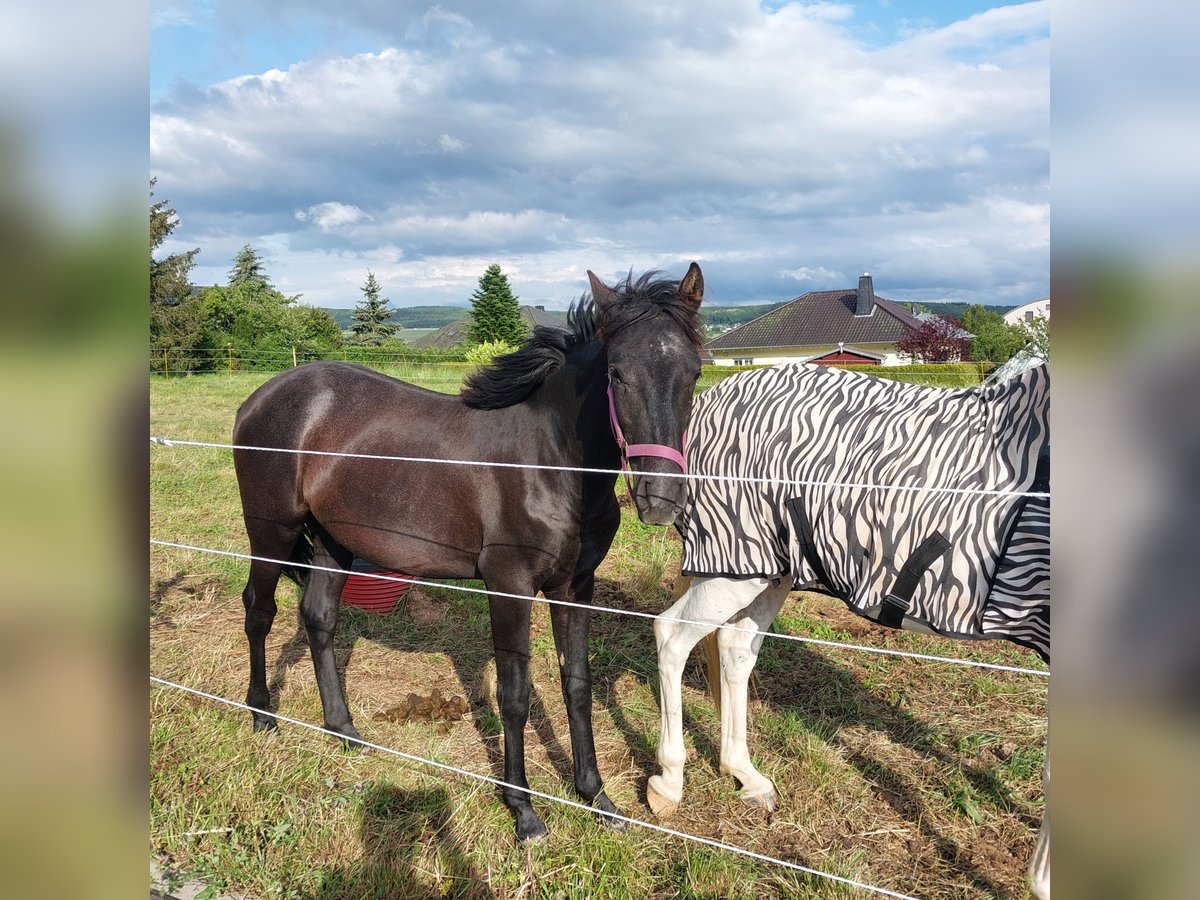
[232,266,704,840]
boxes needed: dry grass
[151,370,1047,899]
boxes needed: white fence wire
[150,674,922,900]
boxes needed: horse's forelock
[591,271,704,348]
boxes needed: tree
[1019,315,1050,361]
[150,178,199,305]
[350,270,398,345]
[468,264,526,346]
[229,244,272,291]
[960,304,1028,365]
[897,315,970,363]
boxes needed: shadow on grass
[255,574,1033,898]
[315,784,493,899]
[581,581,1038,898]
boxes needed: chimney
[855,273,875,316]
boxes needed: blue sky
[151,1,1049,309]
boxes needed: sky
[150,1,1049,310]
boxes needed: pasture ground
[150,368,1046,899]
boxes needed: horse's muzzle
[633,473,686,526]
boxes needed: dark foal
[232,265,705,841]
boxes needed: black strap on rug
[785,496,840,598]
[878,532,953,629]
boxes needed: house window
[734,357,753,365]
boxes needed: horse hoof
[593,793,627,831]
[515,811,549,843]
[331,725,368,752]
[252,716,278,734]
[739,788,779,812]
[646,777,680,818]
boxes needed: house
[705,274,924,366]
[1003,298,1050,326]
[413,305,568,348]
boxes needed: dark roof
[706,289,923,351]
[413,306,568,348]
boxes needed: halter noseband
[606,373,687,496]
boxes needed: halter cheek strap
[606,380,687,496]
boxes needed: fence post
[292,346,298,368]
[162,349,168,381]
[228,345,234,373]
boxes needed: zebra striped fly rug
[678,363,1049,660]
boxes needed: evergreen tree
[468,264,526,346]
[150,178,199,305]
[229,244,272,291]
[350,270,398,345]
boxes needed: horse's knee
[300,594,338,634]
[718,643,757,684]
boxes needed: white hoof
[739,787,779,812]
[646,775,680,818]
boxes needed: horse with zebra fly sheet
[232,265,705,842]
[648,362,1051,899]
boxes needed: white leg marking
[1029,736,1050,900]
[648,577,771,815]
[716,580,790,807]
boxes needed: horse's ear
[679,262,704,309]
[587,270,617,310]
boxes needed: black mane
[594,270,705,348]
[459,271,702,410]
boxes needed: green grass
[151,367,1047,899]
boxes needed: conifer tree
[229,244,272,291]
[150,178,199,305]
[350,270,398,345]
[468,264,526,346]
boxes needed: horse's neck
[538,341,619,471]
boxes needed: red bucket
[340,559,413,615]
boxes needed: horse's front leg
[1029,733,1050,900]
[482,576,546,843]
[648,576,772,816]
[715,579,789,810]
[546,570,625,829]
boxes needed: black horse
[232,265,705,841]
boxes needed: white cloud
[295,201,369,231]
[780,266,842,284]
[151,1,1049,306]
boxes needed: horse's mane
[460,321,583,410]
[595,270,705,348]
[459,271,702,410]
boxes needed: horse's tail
[281,523,314,586]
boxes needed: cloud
[151,1,1049,307]
[295,201,369,231]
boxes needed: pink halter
[606,378,687,496]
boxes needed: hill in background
[319,301,1017,342]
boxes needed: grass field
[150,366,1045,899]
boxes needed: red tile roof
[706,289,922,351]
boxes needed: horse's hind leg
[715,579,789,810]
[298,527,360,747]
[648,576,772,816]
[242,523,299,732]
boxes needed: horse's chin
[635,501,682,527]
